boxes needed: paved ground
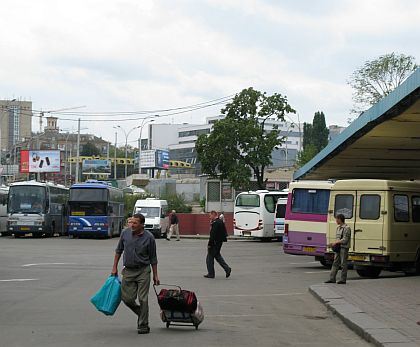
[0,237,371,347]
[310,274,420,347]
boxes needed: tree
[348,53,418,115]
[297,111,329,167]
[196,87,295,190]
[80,142,101,156]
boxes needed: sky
[0,0,419,147]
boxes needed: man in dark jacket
[204,210,231,279]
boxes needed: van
[234,190,288,240]
[133,198,169,238]
[326,179,420,278]
[274,197,287,239]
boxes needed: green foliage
[161,193,193,213]
[196,87,295,190]
[80,142,101,156]
[200,197,206,209]
[348,52,418,115]
[297,111,329,167]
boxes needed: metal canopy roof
[294,68,420,180]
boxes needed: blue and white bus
[68,181,124,238]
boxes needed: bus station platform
[310,275,420,346]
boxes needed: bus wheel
[49,224,56,237]
[319,259,332,269]
[356,267,381,278]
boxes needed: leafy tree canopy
[348,52,418,115]
[196,87,295,190]
[80,141,101,156]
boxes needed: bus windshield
[69,201,107,216]
[8,186,46,214]
[70,188,107,201]
[291,189,330,215]
[236,194,260,207]
[134,207,160,218]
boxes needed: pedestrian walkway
[310,275,420,346]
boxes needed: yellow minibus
[326,179,420,278]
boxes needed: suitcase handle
[153,283,182,296]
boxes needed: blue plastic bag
[90,275,122,316]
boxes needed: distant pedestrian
[204,210,231,279]
[325,214,351,284]
[126,213,133,229]
[166,210,180,241]
[111,213,160,334]
[219,211,225,223]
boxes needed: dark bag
[332,243,341,253]
[157,288,198,313]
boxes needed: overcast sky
[1,0,419,146]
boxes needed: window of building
[334,194,354,219]
[359,195,381,220]
[394,195,409,222]
[412,196,420,223]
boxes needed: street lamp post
[114,125,141,179]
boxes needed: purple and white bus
[283,181,334,266]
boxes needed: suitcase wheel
[194,324,198,330]
[166,322,170,328]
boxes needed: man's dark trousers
[206,243,230,277]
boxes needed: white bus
[133,198,169,238]
[234,190,288,240]
[7,181,69,238]
[0,186,9,236]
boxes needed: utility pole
[75,118,80,183]
[114,132,117,179]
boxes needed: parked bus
[7,181,69,237]
[274,196,288,239]
[0,186,9,236]
[234,190,288,240]
[133,198,169,238]
[326,179,420,278]
[68,181,124,238]
[283,181,334,266]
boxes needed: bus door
[354,192,385,256]
[330,191,356,250]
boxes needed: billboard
[82,159,111,175]
[156,149,170,169]
[20,150,61,173]
[140,149,170,169]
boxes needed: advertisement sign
[20,150,61,173]
[82,159,111,175]
[156,150,170,169]
[140,150,157,169]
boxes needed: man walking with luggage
[325,213,351,284]
[204,210,231,279]
[111,213,160,334]
[166,210,180,241]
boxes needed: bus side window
[412,196,420,223]
[334,194,354,219]
[394,195,409,222]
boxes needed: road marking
[22,262,77,267]
[0,278,39,282]
[207,314,275,318]
[201,293,304,298]
[289,261,319,265]
[304,270,331,274]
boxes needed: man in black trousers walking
[204,210,231,279]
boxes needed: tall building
[0,99,32,155]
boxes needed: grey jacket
[336,224,351,249]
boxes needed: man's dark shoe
[226,268,232,278]
[337,280,346,284]
[203,274,215,278]
[138,326,150,334]
[324,280,335,283]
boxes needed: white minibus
[274,197,288,239]
[133,198,169,238]
[234,190,288,240]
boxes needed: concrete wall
[175,178,200,202]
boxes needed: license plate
[20,227,30,231]
[303,246,316,253]
[243,231,251,236]
[348,255,367,261]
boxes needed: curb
[309,284,417,347]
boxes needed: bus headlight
[34,221,44,226]
[153,224,160,229]
[8,220,17,225]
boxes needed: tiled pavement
[310,275,420,346]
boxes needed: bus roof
[9,180,67,189]
[289,180,335,190]
[238,190,287,195]
[71,182,113,189]
[332,179,420,191]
